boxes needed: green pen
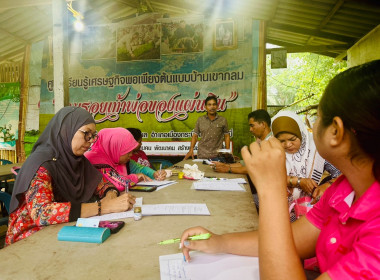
[158,233,211,245]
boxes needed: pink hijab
[85,128,139,187]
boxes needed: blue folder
[58,226,111,243]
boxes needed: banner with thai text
[40,14,260,156]
[0,82,20,150]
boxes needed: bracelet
[97,200,101,216]
[228,165,232,173]
[296,177,301,188]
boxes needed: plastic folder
[58,226,111,243]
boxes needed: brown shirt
[194,114,229,159]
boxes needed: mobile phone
[129,186,157,192]
[98,221,125,234]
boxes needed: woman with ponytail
[179,60,380,279]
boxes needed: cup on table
[165,169,172,178]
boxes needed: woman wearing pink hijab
[85,128,166,191]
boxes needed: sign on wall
[40,14,260,156]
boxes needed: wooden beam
[269,22,356,44]
[0,0,51,12]
[334,50,348,61]
[257,21,267,110]
[0,28,29,44]
[265,44,350,54]
[17,44,31,162]
[307,0,345,44]
[0,47,26,63]
[319,0,345,29]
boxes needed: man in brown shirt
[212,109,272,174]
[184,96,230,160]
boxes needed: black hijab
[10,106,102,213]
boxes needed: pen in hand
[158,233,211,245]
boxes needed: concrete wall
[347,24,380,67]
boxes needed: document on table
[193,180,246,191]
[92,197,143,221]
[137,180,176,187]
[159,252,260,280]
[142,203,210,216]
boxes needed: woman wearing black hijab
[6,107,135,245]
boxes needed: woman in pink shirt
[180,60,380,279]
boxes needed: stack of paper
[91,200,210,221]
[193,179,246,191]
[136,180,177,191]
[160,252,260,280]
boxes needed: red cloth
[130,150,152,168]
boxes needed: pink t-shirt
[306,176,380,279]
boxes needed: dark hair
[205,95,218,105]
[319,59,380,180]
[126,128,142,141]
[248,109,271,127]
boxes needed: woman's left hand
[299,178,318,195]
[102,193,136,213]
[311,181,332,204]
[154,170,166,180]
[137,173,152,182]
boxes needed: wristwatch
[296,177,301,188]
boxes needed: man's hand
[184,150,195,160]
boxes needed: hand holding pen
[179,227,221,262]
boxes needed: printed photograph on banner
[81,25,116,60]
[0,82,20,150]
[214,19,237,50]
[117,24,161,62]
[158,16,204,54]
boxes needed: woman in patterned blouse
[6,107,135,245]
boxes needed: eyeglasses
[78,129,98,142]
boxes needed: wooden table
[0,160,258,279]
[0,162,23,193]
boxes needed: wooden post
[16,45,31,162]
[52,0,70,112]
[257,21,267,110]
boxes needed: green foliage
[267,53,347,112]
[24,131,40,157]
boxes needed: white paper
[90,200,209,220]
[137,180,176,186]
[91,197,143,221]
[193,181,245,192]
[142,203,210,216]
[159,252,260,280]
[202,178,247,184]
[156,181,178,191]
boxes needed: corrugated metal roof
[0,0,379,63]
